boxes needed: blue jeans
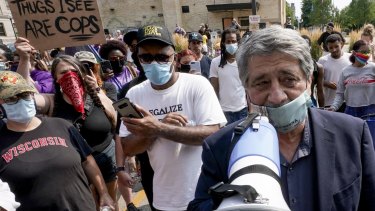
[224,107,248,125]
[345,105,375,145]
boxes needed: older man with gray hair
[188,26,375,211]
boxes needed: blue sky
[287,0,351,18]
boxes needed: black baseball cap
[188,32,203,42]
[327,22,334,27]
[137,25,174,48]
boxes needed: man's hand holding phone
[121,104,162,138]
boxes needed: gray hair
[236,26,314,87]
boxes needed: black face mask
[110,60,125,74]
[180,64,190,73]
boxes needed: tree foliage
[286,2,296,24]
[301,0,335,27]
[336,0,375,30]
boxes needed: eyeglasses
[138,53,174,64]
[108,56,125,61]
[4,92,34,105]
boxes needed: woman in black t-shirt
[0,71,115,210]
[15,38,123,210]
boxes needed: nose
[267,82,288,106]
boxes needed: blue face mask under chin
[142,62,173,85]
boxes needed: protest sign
[8,0,106,50]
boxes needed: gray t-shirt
[332,62,375,110]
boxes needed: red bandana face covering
[58,71,85,117]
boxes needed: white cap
[0,179,20,211]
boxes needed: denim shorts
[92,139,117,182]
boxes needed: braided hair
[219,28,241,68]
[51,55,116,129]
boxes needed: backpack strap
[127,64,138,79]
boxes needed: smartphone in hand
[180,64,191,73]
[113,98,143,118]
[189,61,201,74]
[100,60,113,74]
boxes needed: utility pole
[252,0,256,15]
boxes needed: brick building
[0,0,16,44]
[98,0,287,34]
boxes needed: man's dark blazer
[188,108,375,211]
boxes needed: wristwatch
[115,166,125,173]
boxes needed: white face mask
[251,91,312,133]
[2,99,36,123]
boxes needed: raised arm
[15,37,54,115]
[15,37,34,83]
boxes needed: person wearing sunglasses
[0,71,115,211]
[119,25,226,211]
[328,39,375,141]
[14,37,117,210]
[99,40,138,93]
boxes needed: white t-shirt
[119,73,226,210]
[318,53,351,106]
[332,62,375,109]
[209,56,247,112]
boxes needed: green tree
[335,0,375,30]
[345,0,375,29]
[286,2,296,25]
[301,0,335,27]
[301,0,313,27]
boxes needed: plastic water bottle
[100,206,112,211]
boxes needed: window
[182,6,189,13]
[238,17,250,27]
[0,23,6,36]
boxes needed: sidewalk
[117,182,151,211]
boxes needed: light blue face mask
[225,43,238,55]
[2,99,36,123]
[0,62,7,71]
[142,61,173,85]
[252,91,312,133]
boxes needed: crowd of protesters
[0,19,374,211]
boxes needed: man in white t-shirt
[119,25,227,211]
[210,28,248,124]
[318,34,351,108]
